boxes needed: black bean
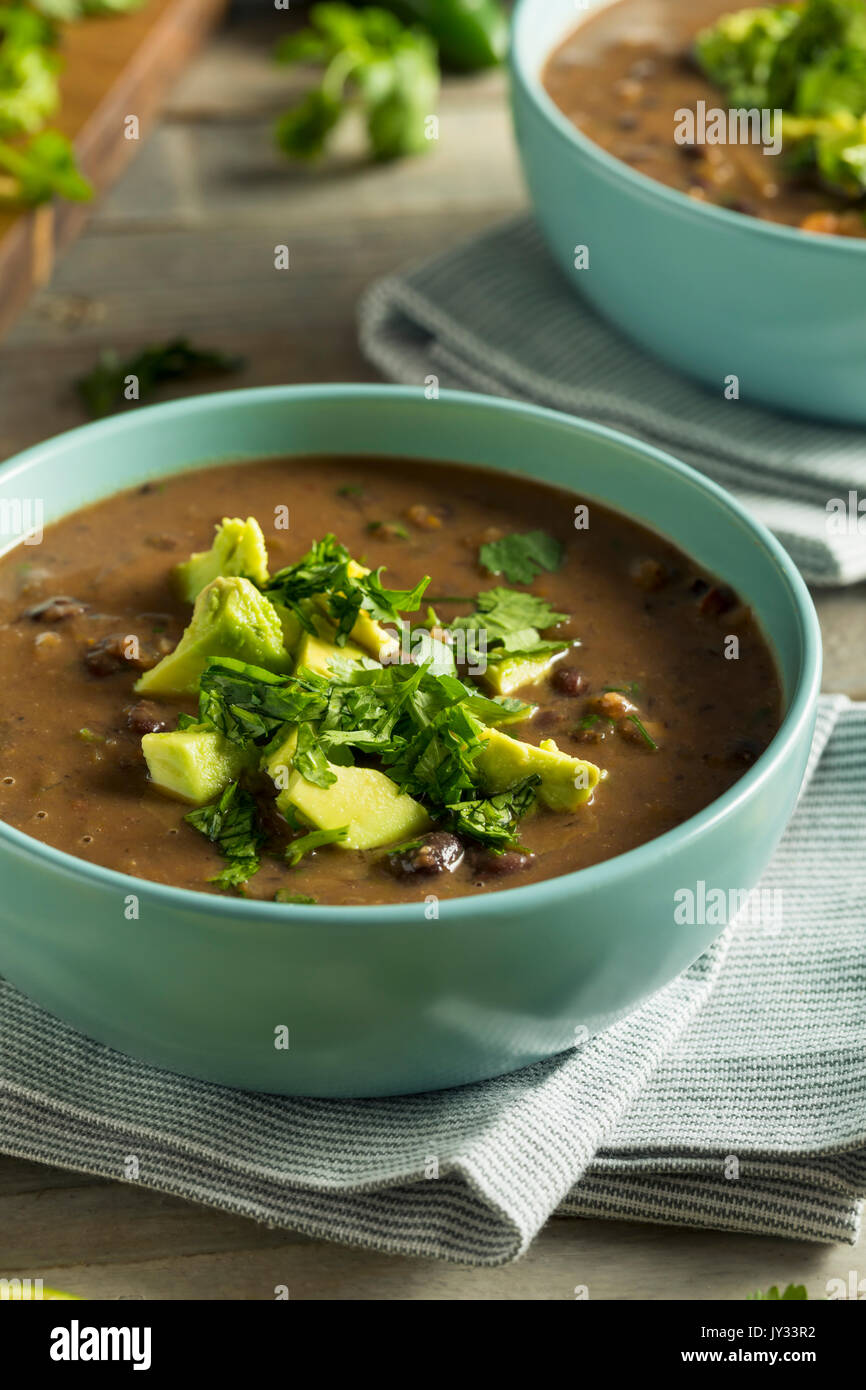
[84,633,155,677]
[699,585,738,617]
[470,848,535,877]
[25,595,88,622]
[389,831,465,878]
[550,665,588,697]
[125,701,170,736]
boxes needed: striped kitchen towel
[358,216,866,588]
[0,695,863,1264]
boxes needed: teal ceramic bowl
[511,0,866,424]
[0,386,820,1096]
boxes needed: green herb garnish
[274,889,318,904]
[626,715,658,751]
[444,776,540,848]
[747,1283,809,1301]
[285,825,349,866]
[452,586,569,661]
[273,3,440,163]
[264,533,429,647]
[185,781,266,890]
[75,339,244,419]
[479,531,565,585]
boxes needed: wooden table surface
[0,15,863,1301]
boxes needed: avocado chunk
[278,762,431,851]
[142,724,254,806]
[262,726,298,788]
[271,601,302,654]
[477,728,602,812]
[135,576,291,698]
[482,648,567,697]
[314,558,399,661]
[294,628,380,680]
[173,517,270,604]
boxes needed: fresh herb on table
[75,339,245,419]
[378,0,508,72]
[0,0,146,207]
[273,3,440,162]
[696,0,866,198]
[747,1283,809,1300]
[478,530,566,586]
[0,127,91,204]
[185,781,266,890]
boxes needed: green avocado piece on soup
[173,516,270,603]
[142,724,256,806]
[477,728,602,813]
[135,576,291,698]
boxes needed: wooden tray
[0,0,227,339]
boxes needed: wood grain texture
[0,15,863,1301]
[0,0,228,340]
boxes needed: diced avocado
[271,601,302,653]
[173,517,270,603]
[142,724,254,806]
[277,762,431,851]
[314,558,399,661]
[262,726,298,788]
[482,648,567,697]
[477,728,601,812]
[135,576,291,698]
[294,628,379,680]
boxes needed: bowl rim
[0,383,822,925]
[510,0,866,256]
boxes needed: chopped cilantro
[263,534,429,646]
[479,530,565,585]
[453,585,570,662]
[185,781,266,890]
[626,715,658,751]
[444,776,540,848]
[285,825,349,866]
[274,889,318,904]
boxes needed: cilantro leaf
[285,825,349,866]
[272,2,440,163]
[264,535,429,646]
[185,781,266,889]
[444,776,540,848]
[198,657,328,748]
[479,531,565,585]
[75,338,244,419]
[275,889,318,904]
[452,585,570,663]
[0,129,90,206]
[293,720,338,788]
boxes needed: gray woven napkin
[358,216,866,588]
[1,695,863,1263]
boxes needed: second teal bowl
[0,386,821,1095]
[511,0,866,424]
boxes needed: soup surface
[544,0,866,237]
[0,456,781,905]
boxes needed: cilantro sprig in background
[274,4,440,162]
